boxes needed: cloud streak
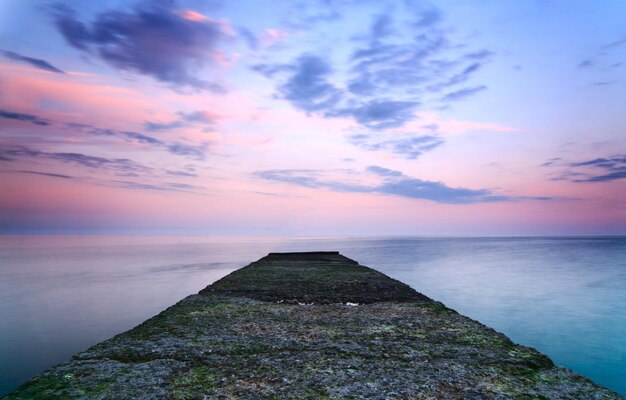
[543,155,626,182]
[441,86,487,102]
[1,146,203,193]
[2,51,65,73]
[0,109,50,126]
[145,110,218,131]
[0,108,207,161]
[571,156,626,182]
[0,145,152,175]
[255,165,545,204]
[348,134,444,159]
[16,170,74,179]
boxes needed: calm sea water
[1,236,625,396]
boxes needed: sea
[0,236,625,397]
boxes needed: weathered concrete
[4,252,623,399]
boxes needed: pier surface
[4,252,622,399]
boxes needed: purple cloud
[52,2,232,91]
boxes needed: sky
[0,0,625,236]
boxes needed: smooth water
[1,236,625,396]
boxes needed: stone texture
[4,252,622,399]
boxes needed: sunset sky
[0,0,625,235]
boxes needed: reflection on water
[1,236,625,396]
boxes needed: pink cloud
[407,112,519,135]
[261,28,288,45]
[176,9,210,22]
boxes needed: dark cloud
[89,127,117,136]
[441,85,487,102]
[16,170,74,179]
[251,63,291,78]
[330,100,419,130]
[578,171,626,182]
[571,157,626,169]
[602,37,626,50]
[366,165,402,177]
[0,145,152,174]
[264,56,421,128]
[464,50,494,61]
[52,152,149,173]
[276,55,342,113]
[180,110,216,123]
[78,126,207,160]
[593,81,616,86]
[2,51,65,73]
[166,143,205,160]
[369,13,393,39]
[254,191,283,197]
[123,131,164,145]
[239,27,259,50]
[540,157,562,167]
[413,7,442,28]
[544,155,626,183]
[255,166,543,204]
[166,170,197,177]
[349,134,444,159]
[255,169,332,189]
[0,109,50,126]
[570,156,626,182]
[144,120,185,131]
[121,130,206,159]
[65,122,92,130]
[577,59,593,68]
[111,180,203,192]
[1,146,205,192]
[426,63,483,92]
[375,176,507,204]
[52,3,232,91]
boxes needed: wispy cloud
[348,133,444,159]
[0,109,50,126]
[255,165,548,204]
[51,2,233,91]
[145,110,218,131]
[1,110,207,162]
[16,170,74,179]
[0,145,152,175]
[543,155,626,182]
[110,180,204,193]
[602,37,626,50]
[1,146,204,193]
[441,86,487,102]
[570,156,626,182]
[166,169,197,177]
[2,51,65,73]
[254,3,492,131]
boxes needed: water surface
[1,236,624,396]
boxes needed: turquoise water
[1,236,625,396]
